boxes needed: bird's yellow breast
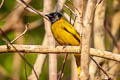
[51,17,80,46]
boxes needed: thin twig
[16,0,49,20]
[10,24,28,43]
[0,0,4,8]
[108,62,118,71]
[58,53,69,80]
[68,0,81,15]
[105,21,120,52]
[70,11,72,24]
[24,54,28,80]
[91,0,106,79]
[90,56,112,80]
[95,0,104,8]
[81,0,84,22]
[73,16,77,26]
[0,28,39,80]
[63,4,77,16]
[67,0,82,27]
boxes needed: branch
[54,0,66,12]
[90,56,111,80]
[28,35,47,80]
[80,0,97,79]
[58,53,68,80]
[43,0,57,80]
[16,0,49,20]
[90,0,106,79]
[10,24,28,43]
[0,44,120,62]
[105,21,120,52]
[0,0,31,36]
[0,28,39,80]
[0,0,4,8]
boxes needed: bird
[46,12,81,78]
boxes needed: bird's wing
[62,21,80,44]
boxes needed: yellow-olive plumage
[46,12,81,77]
[52,17,80,46]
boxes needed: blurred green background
[0,0,71,80]
[0,0,120,80]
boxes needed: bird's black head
[45,12,62,24]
